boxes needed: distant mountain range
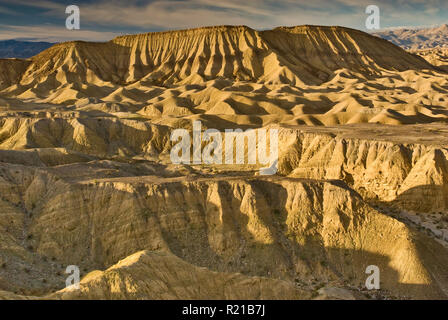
[373,24,448,50]
[0,40,53,58]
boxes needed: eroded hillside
[0,25,446,126]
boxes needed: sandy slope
[49,250,311,300]
[414,48,448,72]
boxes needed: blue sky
[0,0,447,42]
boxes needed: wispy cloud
[0,0,446,41]
[0,24,122,42]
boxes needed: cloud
[29,0,368,30]
[46,1,448,30]
[0,0,447,41]
[0,24,122,42]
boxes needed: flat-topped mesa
[0,25,438,94]
[106,25,436,83]
[262,25,432,75]
[112,25,255,42]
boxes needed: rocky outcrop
[1,117,447,213]
[50,250,310,300]
[278,127,448,212]
[0,162,447,299]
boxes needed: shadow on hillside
[379,184,448,213]
[2,174,447,299]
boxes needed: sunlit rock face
[0,25,447,300]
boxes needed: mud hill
[0,25,447,126]
[414,48,448,72]
[0,25,447,300]
[8,25,434,86]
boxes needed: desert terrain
[0,25,447,300]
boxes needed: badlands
[0,25,447,300]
